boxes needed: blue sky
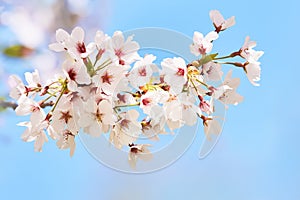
[1,0,300,199]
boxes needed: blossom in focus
[92,64,127,96]
[109,31,140,65]
[240,36,264,63]
[78,98,115,137]
[237,36,263,86]
[49,27,95,61]
[140,90,169,115]
[161,57,187,94]
[62,59,91,91]
[6,10,263,168]
[128,54,158,89]
[209,10,235,32]
[190,31,218,56]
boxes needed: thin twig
[0,99,54,110]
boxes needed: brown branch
[0,99,54,110]
[0,100,17,110]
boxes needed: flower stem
[213,51,240,60]
[114,102,140,109]
[50,79,67,113]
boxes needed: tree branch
[0,99,54,110]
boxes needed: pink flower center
[176,68,185,76]
[138,67,147,76]
[115,49,124,58]
[59,111,72,124]
[76,42,86,54]
[101,71,113,84]
[68,68,77,81]
[117,93,126,103]
[198,44,206,55]
[142,98,151,106]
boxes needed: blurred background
[0,0,299,199]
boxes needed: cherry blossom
[48,28,71,52]
[209,10,235,32]
[49,27,95,61]
[128,144,152,169]
[8,75,26,100]
[56,130,76,157]
[109,31,140,65]
[178,93,202,126]
[92,64,127,95]
[15,96,41,116]
[201,61,223,81]
[7,10,263,168]
[78,98,116,137]
[8,70,41,100]
[50,96,79,135]
[109,110,141,149]
[17,108,50,152]
[140,90,169,115]
[240,36,264,63]
[62,59,91,91]
[244,62,261,86]
[161,57,187,94]
[190,31,218,56]
[218,70,244,106]
[128,54,157,89]
[202,116,222,140]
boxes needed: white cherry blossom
[7,13,263,165]
[140,90,169,115]
[56,130,76,157]
[109,110,141,149]
[15,96,41,116]
[62,59,91,91]
[49,27,95,61]
[78,98,116,137]
[218,70,244,105]
[8,75,25,100]
[202,61,223,81]
[92,64,127,95]
[109,31,140,65]
[190,31,219,56]
[17,108,50,152]
[244,62,261,86]
[240,36,264,63]
[203,116,222,140]
[128,54,157,89]
[161,57,187,94]
[128,144,152,169]
[209,10,235,32]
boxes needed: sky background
[0,0,300,199]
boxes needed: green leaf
[0,97,8,112]
[3,45,34,58]
[198,53,218,66]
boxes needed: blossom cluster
[8,10,263,168]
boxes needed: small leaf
[198,53,218,66]
[0,97,8,112]
[3,45,34,58]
